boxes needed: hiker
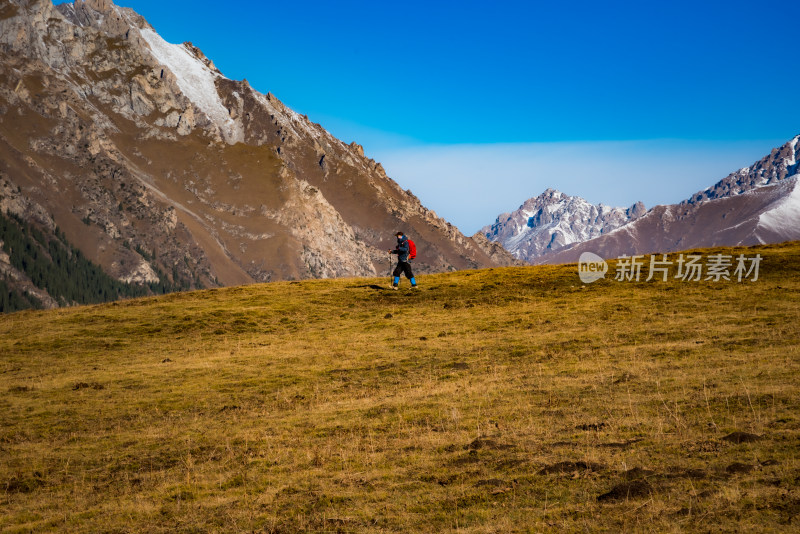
[388,231,417,290]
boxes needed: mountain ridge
[684,135,799,205]
[0,0,515,310]
[477,188,646,262]
[479,134,800,265]
[533,134,800,264]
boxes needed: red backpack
[407,239,417,260]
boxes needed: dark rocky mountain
[0,0,514,310]
[534,135,800,264]
[685,136,798,204]
[478,188,645,261]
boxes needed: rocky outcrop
[481,189,645,262]
[0,0,511,306]
[0,174,57,233]
[470,233,523,267]
[686,135,799,204]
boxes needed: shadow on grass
[352,284,390,291]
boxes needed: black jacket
[391,236,410,262]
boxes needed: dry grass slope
[1,242,799,532]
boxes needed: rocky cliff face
[479,188,645,262]
[686,136,799,205]
[0,0,513,305]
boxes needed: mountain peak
[541,187,563,197]
[55,0,146,36]
[480,190,645,261]
[685,134,800,206]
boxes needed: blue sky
[70,0,800,233]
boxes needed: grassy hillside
[1,242,799,532]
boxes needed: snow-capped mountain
[478,189,646,261]
[536,134,800,265]
[0,0,515,307]
[686,135,799,205]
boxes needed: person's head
[396,231,404,239]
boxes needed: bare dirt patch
[3,472,45,494]
[72,382,104,390]
[465,437,514,451]
[726,462,756,474]
[576,422,606,431]
[597,479,653,502]
[622,467,655,480]
[539,461,605,475]
[721,431,762,444]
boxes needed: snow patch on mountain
[757,175,800,234]
[787,136,798,167]
[140,28,242,143]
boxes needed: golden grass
[1,242,799,532]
